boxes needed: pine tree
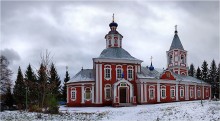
[209,60,217,98]
[49,63,61,99]
[201,60,209,83]
[13,66,26,109]
[37,63,48,108]
[189,64,195,77]
[62,67,70,102]
[5,86,14,109]
[24,64,38,105]
[217,63,220,98]
[196,67,202,80]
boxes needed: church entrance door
[120,88,127,103]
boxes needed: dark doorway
[120,88,127,103]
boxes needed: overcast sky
[1,1,219,83]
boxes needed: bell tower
[105,14,123,48]
[166,25,188,76]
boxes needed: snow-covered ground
[1,100,220,121]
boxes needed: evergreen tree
[37,63,48,108]
[189,63,195,77]
[209,60,217,98]
[62,67,70,102]
[13,66,26,109]
[217,63,220,98]
[201,60,209,83]
[49,63,61,99]
[5,86,14,108]
[196,67,202,80]
[24,64,37,105]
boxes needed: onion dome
[149,56,154,71]
[109,21,118,27]
[109,14,118,28]
[149,62,154,71]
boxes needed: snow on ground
[1,100,220,121]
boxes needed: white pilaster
[92,84,94,103]
[140,83,143,103]
[67,86,69,103]
[95,64,99,103]
[99,64,103,103]
[144,83,147,102]
[157,82,160,102]
[81,84,85,103]
[176,82,179,101]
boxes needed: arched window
[149,85,155,100]
[85,87,91,100]
[197,87,201,98]
[127,66,133,80]
[161,85,166,99]
[169,55,173,63]
[104,65,111,80]
[181,55,185,63]
[71,88,76,100]
[180,86,184,98]
[116,65,123,80]
[105,84,111,100]
[190,87,194,98]
[170,86,175,98]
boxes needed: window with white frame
[105,84,111,100]
[149,86,155,99]
[127,66,133,80]
[85,88,91,100]
[71,88,76,100]
[104,65,111,80]
[161,85,166,99]
[116,65,123,79]
[197,88,201,98]
[190,87,194,98]
[206,88,209,97]
[170,86,175,98]
[180,86,184,98]
[181,55,185,63]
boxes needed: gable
[160,70,176,80]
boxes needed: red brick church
[66,16,211,107]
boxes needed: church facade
[66,17,211,107]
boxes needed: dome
[99,47,138,60]
[109,22,118,27]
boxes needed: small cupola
[149,56,154,71]
[105,14,123,48]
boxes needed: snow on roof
[98,47,141,61]
[68,69,95,83]
[139,66,209,84]
[138,67,161,79]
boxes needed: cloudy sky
[1,1,219,83]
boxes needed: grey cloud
[1,48,21,64]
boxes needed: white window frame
[197,87,201,98]
[149,85,155,100]
[105,84,111,100]
[104,65,111,80]
[116,65,123,80]
[161,85,166,99]
[190,87,194,98]
[71,88,76,101]
[127,66,133,80]
[205,88,209,97]
[170,86,175,99]
[84,87,92,101]
[180,86,184,98]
